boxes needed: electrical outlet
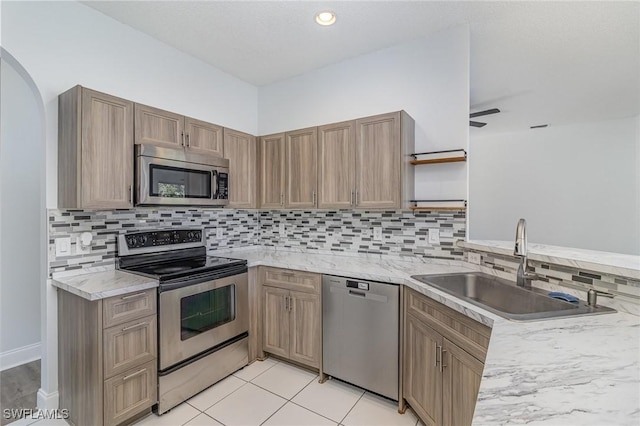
[428,228,440,244]
[75,236,91,254]
[55,237,71,257]
[216,227,224,239]
[279,223,286,237]
[373,227,383,241]
[468,252,482,265]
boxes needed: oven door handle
[211,170,219,199]
[158,264,248,292]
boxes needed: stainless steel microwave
[135,144,229,206]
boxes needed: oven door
[159,272,248,370]
[137,154,228,206]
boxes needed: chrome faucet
[514,218,538,288]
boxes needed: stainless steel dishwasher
[322,275,399,400]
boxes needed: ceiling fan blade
[469,121,486,128]
[469,108,501,118]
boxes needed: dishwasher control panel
[347,280,369,291]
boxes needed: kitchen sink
[411,272,616,321]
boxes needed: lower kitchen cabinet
[58,288,157,426]
[403,288,491,426]
[261,267,321,369]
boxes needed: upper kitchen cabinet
[58,86,134,209]
[286,127,317,209]
[224,128,257,208]
[259,133,286,208]
[355,111,414,209]
[317,120,356,209]
[317,112,414,210]
[134,104,223,157]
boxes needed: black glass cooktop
[121,254,246,282]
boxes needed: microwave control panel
[124,229,202,249]
[216,172,229,199]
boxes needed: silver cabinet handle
[434,342,439,368]
[355,189,359,206]
[284,296,289,312]
[181,131,185,147]
[350,190,354,206]
[441,349,447,372]
[121,292,147,300]
[312,190,316,206]
[280,193,284,207]
[186,133,191,148]
[288,296,293,312]
[122,368,146,381]
[121,322,147,332]
[128,185,133,203]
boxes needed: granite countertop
[212,246,640,426]
[51,269,158,301]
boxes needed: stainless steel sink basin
[411,272,616,321]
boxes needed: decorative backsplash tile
[48,208,466,274]
[467,250,640,309]
[259,210,466,259]
[48,208,259,275]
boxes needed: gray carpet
[0,360,40,425]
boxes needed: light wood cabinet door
[317,120,356,209]
[224,128,257,208]
[404,314,442,426]
[103,289,157,329]
[442,338,484,426]
[262,267,321,294]
[289,291,321,368]
[80,89,134,209]
[262,286,290,358]
[260,133,286,208]
[185,117,224,157]
[286,127,317,208]
[355,112,401,209]
[103,316,157,379]
[134,103,184,149]
[104,360,157,426]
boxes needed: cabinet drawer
[104,360,157,426]
[104,315,157,379]
[262,267,321,294]
[406,288,491,362]
[103,289,157,328]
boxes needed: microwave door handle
[211,170,219,199]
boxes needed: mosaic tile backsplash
[260,210,466,259]
[48,208,466,275]
[467,249,640,309]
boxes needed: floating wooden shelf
[409,206,466,211]
[410,149,467,166]
[409,199,467,211]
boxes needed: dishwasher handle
[348,289,367,297]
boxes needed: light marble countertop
[213,246,640,426]
[51,269,158,301]
[460,240,640,280]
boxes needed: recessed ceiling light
[315,11,336,26]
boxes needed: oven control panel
[124,229,203,249]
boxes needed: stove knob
[139,235,148,246]
[194,231,201,240]
[126,235,136,247]
[187,232,193,240]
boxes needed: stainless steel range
[117,228,248,414]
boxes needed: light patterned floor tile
[251,362,317,399]
[205,383,286,426]
[263,402,337,426]
[182,413,223,426]
[342,392,418,426]
[187,375,245,411]
[291,379,364,423]
[232,358,278,381]
[133,403,199,425]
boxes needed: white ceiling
[83,1,639,132]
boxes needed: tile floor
[9,358,420,426]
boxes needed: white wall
[258,26,470,201]
[0,55,44,368]
[1,1,259,209]
[469,116,640,255]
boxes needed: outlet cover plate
[373,227,383,241]
[468,252,482,265]
[55,237,71,257]
[428,228,440,245]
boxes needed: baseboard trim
[37,388,59,411]
[0,342,41,371]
